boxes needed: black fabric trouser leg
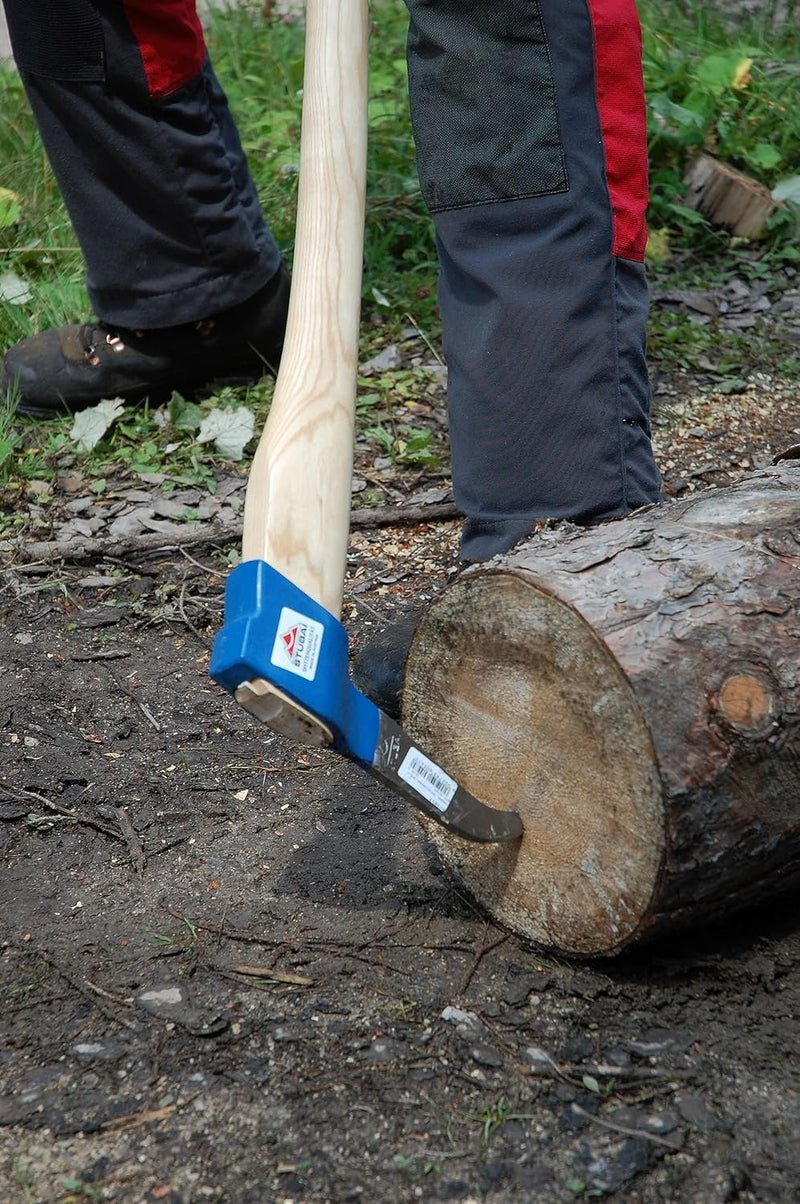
[405,0,663,560]
[2,0,281,328]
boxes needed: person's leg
[1,0,288,413]
[4,0,281,324]
[405,0,662,561]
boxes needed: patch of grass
[61,1177,104,1203]
[392,1152,441,1180]
[11,1160,35,1203]
[477,1095,536,1144]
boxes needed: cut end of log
[683,153,778,239]
[717,672,776,734]
[403,572,664,956]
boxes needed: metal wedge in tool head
[209,561,523,844]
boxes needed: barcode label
[398,748,457,813]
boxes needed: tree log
[683,153,778,239]
[403,465,800,956]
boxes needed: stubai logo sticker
[270,607,324,681]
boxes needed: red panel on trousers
[585,0,649,261]
[122,0,206,99]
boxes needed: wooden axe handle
[241,0,368,618]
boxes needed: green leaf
[0,437,17,469]
[668,203,711,227]
[0,187,21,228]
[649,94,707,144]
[747,143,782,170]
[696,53,751,94]
[168,393,204,432]
[582,1074,601,1093]
[680,88,716,124]
[772,175,800,204]
[363,423,395,453]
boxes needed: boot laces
[80,322,136,364]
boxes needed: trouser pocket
[405,0,567,212]
[4,0,105,81]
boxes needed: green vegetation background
[0,0,798,485]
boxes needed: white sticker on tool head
[398,747,457,813]
[271,607,324,681]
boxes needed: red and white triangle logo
[271,606,324,682]
[281,625,299,659]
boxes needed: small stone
[440,1007,485,1041]
[524,1045,557,1072]
[273,1026,302,1043]
[562,1035,594,1061]
[471,1045,503,1068]
[72,1042,125,1064]
[603,1045,632,1068]
[675,1093,722,1132]
[646,1110,680,1135]
[502,975,538,1006]
[482,1159,511,1185]
[587,1137,652,1192]
[628,1029,687,1058]
[360,344,400,376]
[364,1038,408,1063]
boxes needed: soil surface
[2,356,800,1204]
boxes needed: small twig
[42,952,137,1031]
[523,1048,693,1089]
[101,1102,184,1131]
[70,649,133,662]
[227,964,314,987]
[105,665,162,731]
[10,501,460,565]
[401,311,446,367]
[460,926,509,994]
[1,786,122,841]
[147,836,190,858]
[570,1102,682,1150]
[217,900,229,949]
[83,979,135,1008]
[179,546,228,578]
[164,908,474,956]
[175,580,208,642]
[114,806,146,875]
[137,701,161,731]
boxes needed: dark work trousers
[3,0,662,560]
[405,0,662,558]
[2,0,283,329]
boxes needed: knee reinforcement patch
[405,0,567,212]
[4,0,105,81]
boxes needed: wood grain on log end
[683,153,778,238]
[717,673,775,734]
[404,467,800,957]
[404,572,664,955]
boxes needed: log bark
[403,466,800,956]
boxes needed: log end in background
[403,466,800,956]
[683,153,779,238]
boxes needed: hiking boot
[351,611,422,721]
[3,264,290,418]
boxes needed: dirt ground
[2,353,800,1204]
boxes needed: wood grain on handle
[241,0,368,617]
